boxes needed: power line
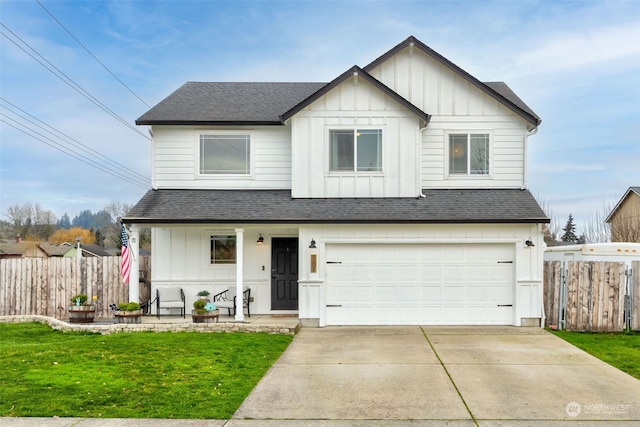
[0,23,150,141]
[1,115,149,190]
[1,97,148,182]
[35,0,151,109]
[0,102,149,189]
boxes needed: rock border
[0,315,299,335]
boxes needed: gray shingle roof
[135,36,540,127]
[123,189,549,224]
[136,82,326,125]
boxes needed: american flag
[120,223,131,284]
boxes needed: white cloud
[514,23,640,75]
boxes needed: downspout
[149,127,158,190]
[522,125,538,190]
[418,123,429,198]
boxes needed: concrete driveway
[233,326,640,426]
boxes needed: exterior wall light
[525,239,535,247]
[256,235,264,245]
[309,238,317,273]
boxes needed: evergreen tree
[57,213,71,229]
[561,214,579,243]
[72,210,94,228]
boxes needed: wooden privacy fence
[544,260,640,332]
[0,256,150,320]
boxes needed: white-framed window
[329,129,382,172]
[200,135,250,175]
[449,133,490,175]
[210,235,236,264]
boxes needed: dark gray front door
[271,237,298,310]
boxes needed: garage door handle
[497,261,513,264]
[327,261,342,264]
[326,304,342,307]
[497,304,513,307]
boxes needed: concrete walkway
[2,326,639,426]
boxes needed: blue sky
[1,0,639,235]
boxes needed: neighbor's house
[124,36,548,327]
[606,186,640,243]
[0,239,48,259]
[63,243,113,258]
[0,238,68,259]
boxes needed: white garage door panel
[325,243,514,325]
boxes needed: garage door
[325,244,514,325]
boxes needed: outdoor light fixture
[525,239,535,247]
[257,235,264,245]
[309,238,317,273]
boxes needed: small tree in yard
[561,214,579,243]
[49,227,96,245]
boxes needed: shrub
[70,294,88,305]
[117,302,141,311]
[193,299,207,310]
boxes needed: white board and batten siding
[367,45,531,189]
[291,77,421,198]
[152,125,292,189]
[297,223,545,327]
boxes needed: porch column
[129,224,140,304]
[235,228,244,322]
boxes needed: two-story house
[124,36,548,327]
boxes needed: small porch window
[210,235,236,264]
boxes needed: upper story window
[449,133,490,175]
[330,129,382,172]
[200,135,250,175]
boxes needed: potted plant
[192,299,219,323]
[114,302,143,324]
[197,290,211,300]
[68,294,96,323]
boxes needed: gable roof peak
[364,36,541,128]
[280,64,430,124]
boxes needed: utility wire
[1,97,148,182]
[35,0,151,108]
[1,115,149,190]
[0,23,150,141]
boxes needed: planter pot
[68,305,96,323]
[192,309,219,324]
[114,309,143,324]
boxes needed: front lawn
[0,322,292,419]
[550,330,640,380]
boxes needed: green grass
[550,330,640,380]
[0,322,292,419]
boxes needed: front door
[271,237,298,310]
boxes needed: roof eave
[122,217,549,225]
[135,120,284,126]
